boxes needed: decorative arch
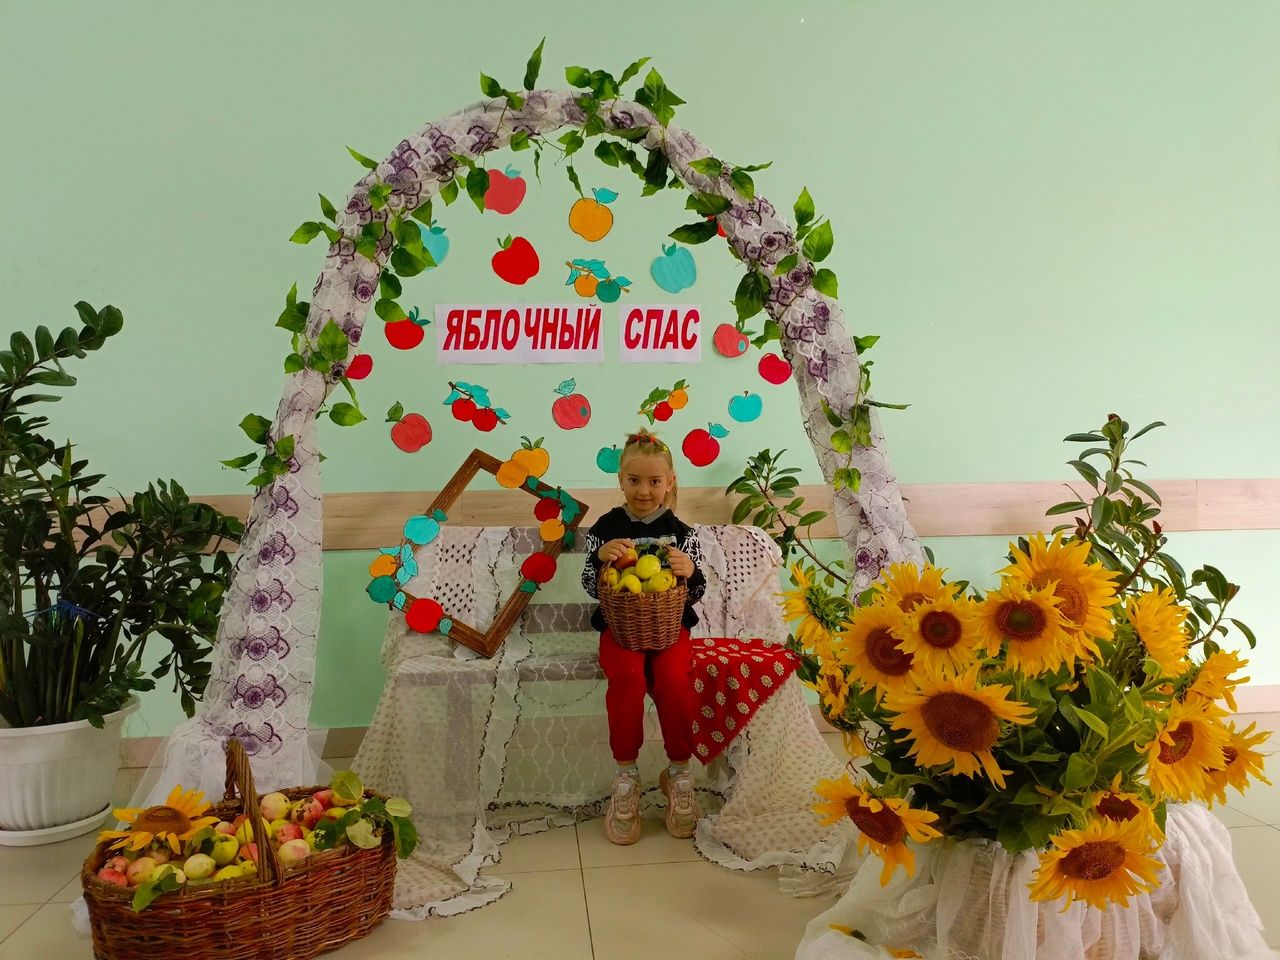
[140,89,924,797]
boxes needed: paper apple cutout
[418,220,450,266]
[650,243,697,293]
[713,323,749,358]
[451,397,477,422]
[520,552,557,585]
[569,187,618,241]
[728,391,763,423]
[653,401,673,422]
[405,597,444,634]
[682,423,729,467]
[484,165,527,215]
[596,444,622,473]
[533,496,560,522]
[473,408,499,432]
[551,379,591,430]
[758,353,792,385]
[345,354,373,380]
[390,413,432,452]
[384,306,430,350]
[492,235,539,284]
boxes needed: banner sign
[435,303,702,364]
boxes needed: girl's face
[619,452,674,519]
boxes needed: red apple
[492,236,539,284]
[385,319,425,350]
[391,413,432,452]
[405,597,444,633]
[97,868,129,887]
[294,797,324,829]
[473,407,499,432]
[533,498,560,522]
[278,838,311,866]
[239,843,259,865]
[484,165,527,215]
[552,393,591,430]
[653,401,673,422]
[126,857,157,887]
[274,822,304,844]
[214,821,235,836]
[313,789,334,807]
[104,856,129,874]
[758,353,792,385]
[345,354,373,380]
[682,428,721,467]
[713,323,749,358]
[451,397,477,422]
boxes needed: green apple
[210,835,239,866]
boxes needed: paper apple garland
[345,354,373,380]
[384,306,430,350]
[444,381,510,432]
[727,391,763,423]
[682,423,730,468]
[758,353,792,385]
[638,380,689,424]
[492,236,539,284]
[416,221,450,266]
[713,323,750,359]
[484,164,527,215]
[650,243,697,293]
[365,509,454,636]
[564,259,631,302]
[569,187,618,241]
[551,379,591,430]
[596,444,622,474]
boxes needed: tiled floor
[4,717,1279,960]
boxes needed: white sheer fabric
[352,523,853,918]
[795,802,1271,960]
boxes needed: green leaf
[565,164,583,197]
[386,401,404,422]
[34,325,54,359]
[733,270,765,322]
[385,796,412,818]
[368,184,392,210]
[240,414,271,445]
[510,131,531,151]
[347,146,379,170]
[274,435,296,461]
[283,353,305,374]
[1130,420,1166,442]
[466,167,489,213]
[380,273,403,300]
[391,816,419,858]
[1229,618,1257,648]
[773,253,799,276]
[439,178,459,205]
[1046,500,1087,516]
[830,429,852,454]
[331,770,364,804]
[853,334,879,354]
[794,187,815,226]
[559,130,584,156]
[220,453,258,469]
[408,201,432,226]
[1125,477,1163,506]
[729,168,755,199]
[375,298,404,323]
[686,192,732,217]
[317,319,350,363]
[1064,432,1106,443]
[812,268,838,298]
[802,220,834,263]
[669,220,718,245]
[479,73,504,98]
[290,221,322,244]
[618,56,650,86]
[797,511,826,527]
[565,66,591,87]
[1074,707,1109,738]
[390,247,430,278]
[329,402,366,427]
[355,236,379,261]
[319,193,338,222]
[523,37,545,89]
[345,817,382,849]
[689,157,723,178]
[1063,753,1097,791]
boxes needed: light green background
[2,2,1276,737]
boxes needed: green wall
[2,1,1277,736]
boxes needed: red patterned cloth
[689,637,800,763]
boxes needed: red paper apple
[405,597,444,633]
[682,428,721,467]
[758,353,792,385]
[485,164,527,215]
[385,319,424,350]
[551,379,591,430]
[473,407,499,432]
[345,354,373,380]
[653,401,673,422]
[390,413,432,452]
[533,498,560,522]
[492,235,539,284]
[521,552,557,585]
[451,397,477,422]
[713,323,749,358]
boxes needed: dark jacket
[580,506,707,631]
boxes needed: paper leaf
[493,408,510,421]
[381,546,401,556]
[557,378,576,395]
[443,391,461,405]
[519,580,538,593]
[593,187,619,204]
[470,386,492,408]
[563,530,576,549]
[709,423,730,439]
[432,508,448,521]
[395,567,414,585]
[587,261,611,279]
[614,276,632,287]
[438,618,453,635]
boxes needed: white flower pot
[0,698,138,846]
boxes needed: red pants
[599,628,694,764]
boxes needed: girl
[581,430,706,845]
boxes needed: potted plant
[0,302,242,845]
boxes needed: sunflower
[1203,722,1272,806]
[1004,533,1119,659]
[872,562,956,613]
[975,579,1076,676]
[1028,817,1163,911]
[98,785,220,854]
[779,563,836,652]
[897,593,982,678]
[813,775,941,885]
[1091,773,1162,840]
[814,660,851,720]
[1142,700,1230,802]
[1126,587,1191,678]
[1184,650,1250,713]
[884,667,1035,789]
[840,602,917,697]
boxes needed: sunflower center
[920,692,998,753]
[133,805,192,836]
[843,798,906,845]
[1034,575,1086,626]
[1222,746,1239,767]
[1096,794,1141,823]
[997,600,1047,641]
[1059,840,1125,882]
[865,628,914,677]
[898,592,927,612]
[920,611,963,650]
[1157,722,1195,764]
[825,673,844,696]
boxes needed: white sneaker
[604,770,641,845]
[659,767,699,839]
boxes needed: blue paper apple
[728,391,763,423]
[596,444,622,474]
[417,221,450,266]
[650,243,697,294]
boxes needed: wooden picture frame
[421,448,590,658]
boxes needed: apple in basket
[602,567,620,590]
[615,547,638,571]
[210,834,239,866]
[103,855,128,874]
[214,820,235,836]
[150,864,187,886]
[618,573,642,595]
[278,838,311,866]
[260,792,290,822]
[96,867,129,888]
[275,821,304,844]
[126,857,158,887]
[238,842,259,865]
[214,864,245,881]
[294,796,325,829]
[184,853,217,880]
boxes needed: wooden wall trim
[183,478,1280,551]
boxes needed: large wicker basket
[598,563,687,651]
[81,739,396,960]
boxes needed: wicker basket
[81,739,396,960]
[598,563,687,651]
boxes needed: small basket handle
[222,738,285,887]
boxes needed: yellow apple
[634,555,662,581]
[618,574,642,595]
[649,570,675,592]
[209,835,238,866]
[602,567,620,589]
